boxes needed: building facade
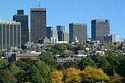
[50,28,58,43]
[57,25,65,41]
[104,34,120,43]
[64,32,69,42]
[46,27,53,39]
[69,23,87,43]
[30,8,46,42]
[13,10,29,46]
[91,19,110,42]
[0,21,21,50]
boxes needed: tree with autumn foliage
[52,70,63,83]
[64,68,81,83]
[81,66,109,82]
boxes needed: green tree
[52,44,65,54]
[0,59,8,69]
[92,56,112,75]
[0,51,5,59]
[15,58,34,71]
[9,62,22,75]
[27,65,45,83]
[78,57,97,69]
[40,51,59,69]
[118,57,125,77]
[34,59,51,82]
[0,69,17,83]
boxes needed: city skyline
[0,0,125,39]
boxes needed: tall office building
[46,27,53,39]
[91,19,110,42]
[30,8,46,42]
[13,10,29,46]
[0,21,21,50]
[46,27,58,43]
[56,25,65,41]
[104,34,120,43]
[64,32,69,42]
[50,28,58,43]
[69,23,87,43]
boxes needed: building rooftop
[31,8,46,11]
[0,20,20,24]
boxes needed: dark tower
[30,8,46,42]
[57,25,65,41]
[91,19,110,42]
[13,10,29,46]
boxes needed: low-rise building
[15,53,40,61]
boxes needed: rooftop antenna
[38,0,41,8]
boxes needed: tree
[52,44,65,54]
[73,44,86,54]
[106,53,124,76]
[64,68,81,83]
[16,65,45,83]
[40,51,59,69]
[15,58,34,71]
[9,62,22,75]
[34,60,51,82]
[81,66,109,82]
[52,70,63,83]
[118,57,125,77]
[0,59,8,69]
[78,57,97,70]
[27,65,45,83]
[92,56,112,75]
[0,51,5,59]
[0,69,17,83]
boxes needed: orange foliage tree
[81,66,109,82]
[64,68,81,83]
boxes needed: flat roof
[0,20,20,25]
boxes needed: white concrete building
[0,20,21,50]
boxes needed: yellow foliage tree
[52,70,63,83]
[64,68,81,83]
[81,66,109,82]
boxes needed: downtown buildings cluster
[0,7,120,50]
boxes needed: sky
[0,0,125,40]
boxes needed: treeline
[0,44,125,82]
[52,66,109,83]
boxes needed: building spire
[38,0,41,8]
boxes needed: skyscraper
[30,8,46,42]
[64,32,69,42]
[50,28,58,43]
[104,34,120,43]
[0,21,21,50]
[46,27,53,39]
[13,10,29,46]
[91,19,110,42]
[69,23,87,43]
[56,25,65,41]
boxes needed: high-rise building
[0,21,21,50]
[64,32,69,42]
[104,34,120,43]
[69,23,87,43]
[30,8,46,42]
[56,25,65,41]
[13,10,29,46]
[46,27,53,39]
[91,19,110,42]
[50,28,58,43]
